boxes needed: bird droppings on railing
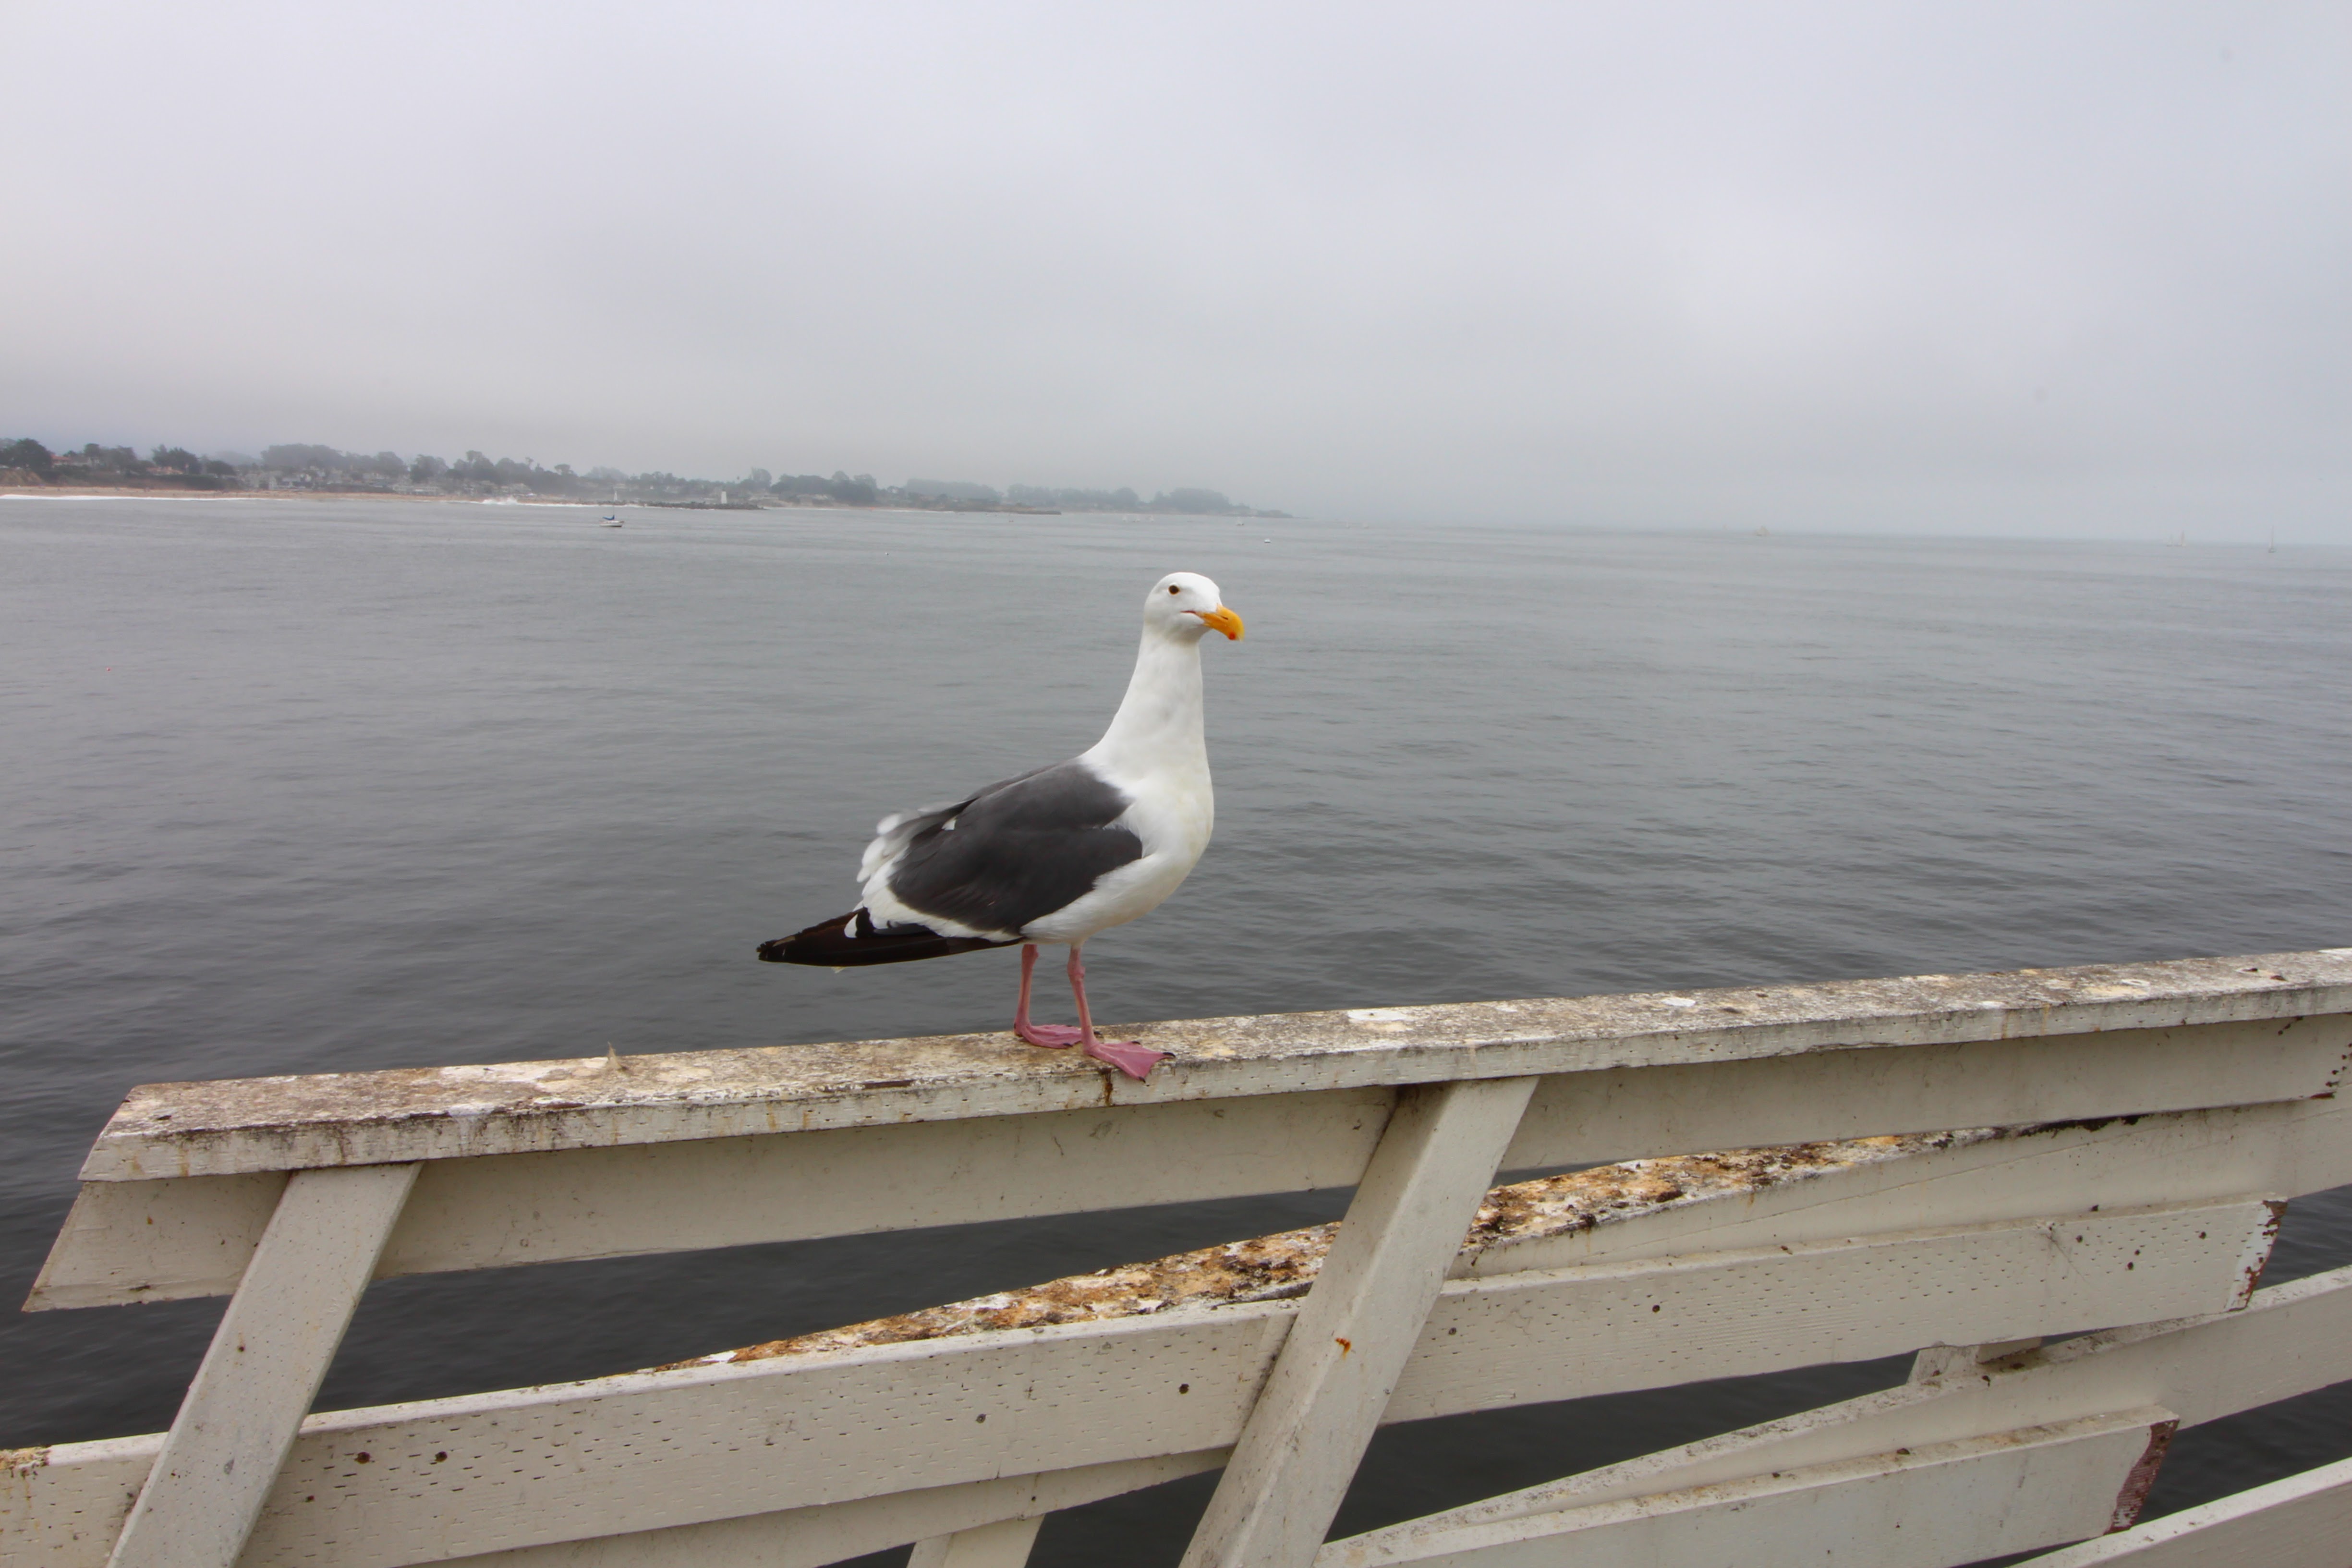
[661,1131,1987,1370]
[668,1225,1326,1368]
[0,1447,48,1480]
[75,950,2352,1180]
[1458,1131,2003,1264]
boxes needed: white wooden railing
[8,949,2352,1568]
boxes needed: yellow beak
[1197,605,1245,641]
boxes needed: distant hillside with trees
[2,438,242,489]
[0,435,1290,517]
[915,478,1285,516]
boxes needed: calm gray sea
[4,495,2348,1561]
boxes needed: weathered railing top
[83,948,2352,1180]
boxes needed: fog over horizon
[6,2,2347,541]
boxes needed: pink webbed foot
[1082,1038,1172,1081]
[1059,941,1171,1080]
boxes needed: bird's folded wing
[882,760,1144,935]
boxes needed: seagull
[758,572,1244,1079]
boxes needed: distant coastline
[0,438,1292,519]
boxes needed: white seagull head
[1145,571,1245,643]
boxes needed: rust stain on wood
[2240,1199,2288,1303]
[2108,1419,2178,1531]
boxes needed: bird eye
[1167,585,1179,594]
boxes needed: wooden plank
[386,1088,1386,1276]
[36,1016,2351,1313]
[2013,1454,2352,1566]
[1331,1261,2352,1554]
[70,951,2352,1180]
[2,1446,1225,1568]
[1500,1015,2352,1171]
[0,1200,2274,1568]
[455,1455,1217,1568]
[1319,1410,2178,1568]
[20,1172,283,1311]
[254,1312,1274,1568]
[102,1164,418,1568]
[1468,1092,2352,1278]
[1385,1197,2277,1422]
[907,1516,1043,1568]
[1183,1078,1537,1568]
[0,1316,1274,1568]
[30,1092,1395,1310]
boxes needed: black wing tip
[757,911,1014,967]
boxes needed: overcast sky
[6,2,2347,538]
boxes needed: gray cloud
[5,0,2346,538]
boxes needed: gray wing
[882,760,1144,935]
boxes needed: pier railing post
[908,1515,1047,1568]
[1179,1075,1537,1568]
[104,1162,420,1568]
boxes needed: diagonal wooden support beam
[105,1162,419,1568]
[908,1515,1045,1568]
[1182,1076,1537,1568]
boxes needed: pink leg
[1012,943,1082,1048]
[1068,943,1171,1081]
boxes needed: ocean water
[2,495,2347,1561]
